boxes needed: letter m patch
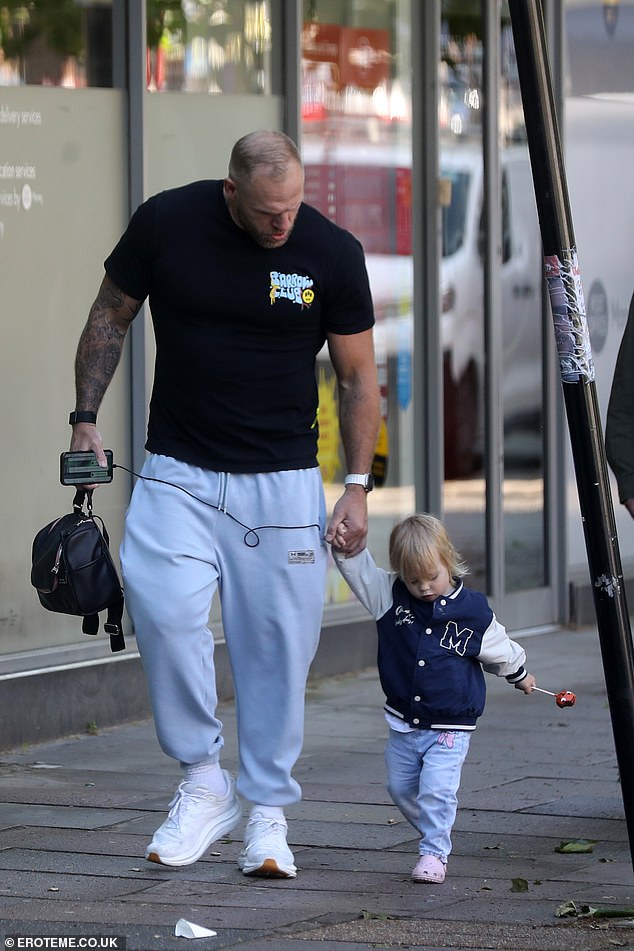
[440,622,474,656]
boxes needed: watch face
[365,473,374,492]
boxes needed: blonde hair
[389,514,469,581]
[228,130,302,185]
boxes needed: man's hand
[325,486,368,557]
[68,423,109,489]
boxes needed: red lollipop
[555,690,576,708]
[533,686,576,707]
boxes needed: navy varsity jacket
[333,548,527,731]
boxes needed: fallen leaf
[554,838,597,853]
[511,877,529,892]
[554,901,634,919]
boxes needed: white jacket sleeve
[332,548,395,620]
[478,615,527,681]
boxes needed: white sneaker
[238,811,297,878]
[146,772,241,867]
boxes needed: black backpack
[31,489,125,652]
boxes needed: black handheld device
[60,450,114,486]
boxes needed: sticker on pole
[544,249,594,384]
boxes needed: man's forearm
[74,277,140,411]
[338,378,381,473]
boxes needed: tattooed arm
[70,274,143,461]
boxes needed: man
[606,291,634,519]
[69,130,380,879]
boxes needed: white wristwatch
[344,473,374,492]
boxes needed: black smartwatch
[69,411,97,425]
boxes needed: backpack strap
[80,599,125,651]
[74,487,125,652]
[73,488,93,513]
[82,614,99,636]
[104,594,126,652]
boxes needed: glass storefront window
[0,1,113,87]
[440,3,545,597]
[146,0,272,93]
[440,4,487,590]
[301,0,414,603]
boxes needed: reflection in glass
[440,4,545,597]
[146,0,272,93]
[440,5,487,593]
[0,1,113,87]
[301,0,414,595]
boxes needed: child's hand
[515,672,536,694]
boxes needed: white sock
[183,761,228,797]
[250,804,285,820]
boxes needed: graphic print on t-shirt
[270,270,315,307]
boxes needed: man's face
[224,163,304,249]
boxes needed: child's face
[403,553,454,601]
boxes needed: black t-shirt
[105,180,375,472]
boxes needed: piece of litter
[175,918,217,939]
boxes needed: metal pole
[508,0,634,870]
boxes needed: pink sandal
[411,854,446,883]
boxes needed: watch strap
[69,411,97,425]
[344,473,374,492]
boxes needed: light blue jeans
[385,727,471,861]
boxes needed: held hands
[325,485,368,557]
[515,672,537,695]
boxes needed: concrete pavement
[1,624,633,950]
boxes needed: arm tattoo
[74,278,142,412]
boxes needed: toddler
[333,513,535,884]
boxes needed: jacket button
[412,718,420,725]
[425,627,432,634]
[418,659,425,667]
[440,599,447,605]
[414,695,421,702]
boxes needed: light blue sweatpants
[120,454,327,805]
